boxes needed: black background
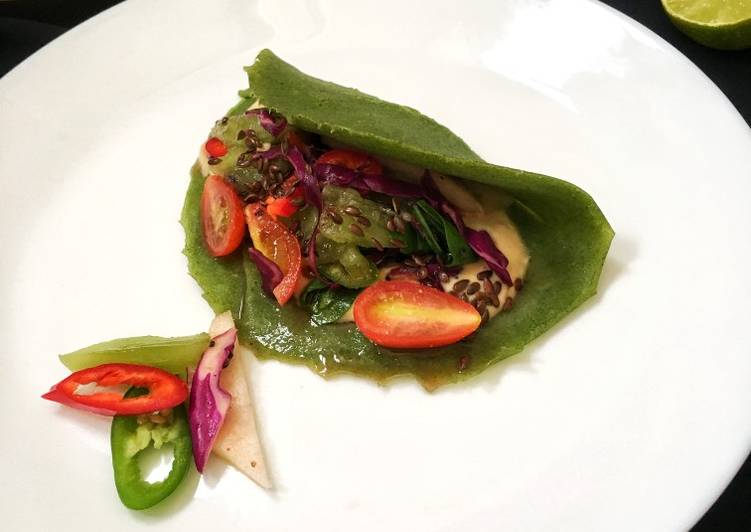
[1,0,749,529]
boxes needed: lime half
[662,0,751,50]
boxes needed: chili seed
[327,209,343,224]
[477,269,493,280]
[149,413,167,424]
[466,282,481,295]
[389,238,406,248]
[386,217,396,232]
[207,157,221,165]
[502,297,513,311]
[371,238,384,251]
[400,211,414,223]
[392,198,399,213]
[458,355,470,372]
[356,215,371,227]
[514,278,524,291]
[349,224,365,236]
[452,279,470,292]
[439,272,450,284]
[412,254,426,266]
[343,206,361,216]
[417,267,429,280]
[494,281,503,294]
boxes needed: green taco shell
[181,49,614,390]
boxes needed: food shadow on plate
[132,466,201,521]
[432,233,635,395]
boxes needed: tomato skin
[201,175,246,257]
[41,363,188,416]
[205,137,228,157]
[244,203,301,305]
[317,149,383,175]
[353,280,482,349]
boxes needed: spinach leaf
[300,280,359,326]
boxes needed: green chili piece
[59,333,210,375]
[111,392,192,510]
[316,237,378,288]
[318,185,403,248]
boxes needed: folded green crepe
[181,49,614,390]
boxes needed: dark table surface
[1,0,749,530]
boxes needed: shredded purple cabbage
[313,163,369,193]
[465,228,513,286]
[361,173,422,198]
[189,327,235,473]
[313,163,421,198]
[246,108,287,137]
[287,146,323,276]
[248,248,283,296]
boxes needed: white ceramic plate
[2,0,750,530]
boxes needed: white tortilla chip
[208,312,272,489]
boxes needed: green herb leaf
[410,200,476,266]
[300,280,359,326]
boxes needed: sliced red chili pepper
[205,137,228,157]
[267,186,304,218]
[42,363,188,416]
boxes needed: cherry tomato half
[353,280,481,349]
[267,178,305,218]
[317,149,383,175]
[245,203,302,305]
[201,175,246,257]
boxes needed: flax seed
[502,297,513,311]
[477,269,492,280]
[452,279,470,292]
